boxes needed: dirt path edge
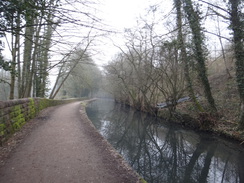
[0,99,146,183]
[80,99,145,183]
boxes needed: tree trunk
[9,32,16,100]
[21,16,34,98]
[175,0,204,112]
[183,0,217,112]
[216,16,232,78]
[229,0,244,129]
[38,21,57,97]
[17,26,21,98]
[9,14,21,99]
[26,17,43,97]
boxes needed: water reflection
[86,99,244,183]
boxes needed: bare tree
[1,0,104,99]
[59,57,101,98]
[49,34,94,99]
[105,20,186,115]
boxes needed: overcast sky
[94,0,173,66]
[94,0,230,67]
[100,0,158,31]
[1,0,230,69]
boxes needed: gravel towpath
[0,101,140,183]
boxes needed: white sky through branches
[95,0,172,66]
[94,0,230,67]
[101,0,158,30]
[0,0,231,85]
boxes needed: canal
[86,99,244,183]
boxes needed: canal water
[86,99,244,183]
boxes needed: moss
[28,98,36,119]
[0,98,84,145]
[39,99,52,111]
[10,105,26,131]
[0,123,6,136]
[139,178,147,183]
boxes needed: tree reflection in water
[86,99,244,183]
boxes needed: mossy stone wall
[0,98,83,145]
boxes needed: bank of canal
[86,99,244,183]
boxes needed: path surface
[0,101,140,183]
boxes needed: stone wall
[0,98,83,144]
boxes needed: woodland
[0,0,244,134]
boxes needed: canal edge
[80,99,147,183]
